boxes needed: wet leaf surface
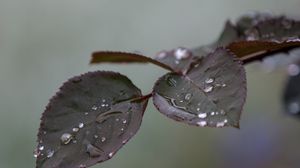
[36,71,148,168]
[91,51,174,71]
[283,65,300,116]
[152,48,246,128]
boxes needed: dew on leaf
[108,152,114,158]
[204,85,213,93]
[46,150,54,158]
[174,47,191,60]
[101,137,106,142]
[78,123,84,128]
[60,133,73,145]
[198,113,207,119]
[39,145,44,151]
[205,78,214,84]
[72,127,79,132]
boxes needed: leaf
[152,48,246,128]
[36,71,149,168]
[283,64,300,116]
[227,40,300,63]
[155,47,197,74]
[91,51,174,71]
[236,13,300,41]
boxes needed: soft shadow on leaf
[152,48,246,128]
[91,51,174,71]
[36,71,148,168]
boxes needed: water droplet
[122,140,128,144]
[101,104,106,107]
[197,121,207,127]
[94,135,98,139]
[47,150,54,158]
[156,51,167,59]
[287,64,300,76]
[33,149,40,158]
[216,122,225,127]
[122,120,127,124]
[72,140,77,144]
[101,137,106,142]
[222,83,226,87]
[210,112,215,116]
[115,118,120,122]
[196,107,200,112]
[224,119,228,123]
[288,101,300,114]
[72,127,79,132]
[60,133,73,145]
[205,78,214,84]
[84,112,89,115]
[43,131,47,135]
[198,113,207,119]
[39,145,44,151]
[92,105,98,111]
[184,93,192,101]
[86,144,102,157]
[220,110,226,115]
[174,60,180,65]
[79,164,86,168]
[204,86,213,93]
[108,152,114,158]
[174,47,191,60]
[78,123,84,128]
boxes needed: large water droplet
[204,85,213,93]
[198,113,207,119]
[78,123,84,128]
[86,144,102,157]
[39,145,44,151]
[174,47,191,60]
[60,133,73,145]
[205,78,214,84]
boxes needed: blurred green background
[1,0,300,167]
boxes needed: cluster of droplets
[91,99,110,111]
[33,143,55,159]
[196,108,228,127]
[203,77,226,93]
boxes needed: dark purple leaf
[91,51,174,71]
[35,71,148,168]
[152,48,246,128]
